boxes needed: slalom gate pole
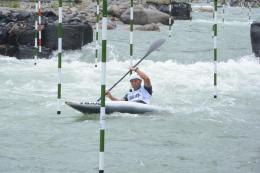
[57,0,63,114]
[99,0,108,172]
[213,0,218,99]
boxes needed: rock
[43,23,93,50]
[108,5,121,18]
[146,0,170,4]
[250,22,260,57]
[19,29,35,46]
[74,0,82,4]
[120,7,170,25]
[193,5,213,13]
[0,25,9,44]
[108,3,128,18]
[199,7,213,13]
[135,23,160,31]
[108,20,117,30]
[1,9,11,17]
[168,2,191,20]
[0,44,18,57]
[147,1,192,20]
[16,45,52,59]
[43,10,58,22]
[16,11,31,21]
[8,21,35,46]
[0,7,93,59]
[0,9,11,23]
[94,19,117,30]
[70,7,78,13]
[68,17,82,24]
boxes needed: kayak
[65,101,162,114]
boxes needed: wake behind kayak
[65,101,162,114]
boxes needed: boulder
[108,3,128,18]
[135,23,160,31]
[146,0,169,4]
[148,1,192,20]
[1,10,31,23]
[0,9,12,23]
[0,9,11,17]
[0,25,9,44]
[120,7,170,25]
[250,22,260,57]
[0,44,18,57]
[7,21,35,46]
[15,10,31,21]
[170,2,192,20]
[16,45,52,59]
[0,7,93,59]
[96,19,117,30]
[108,20,117,30]
[42,10,58,22]
[43,23,93,50]
[193,5,213,13]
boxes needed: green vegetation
[0,0,83,9]
[0,0,20,8]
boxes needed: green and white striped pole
[95,0,100,67]
[38,0,42,53]
[222,5,225,23]
[240,1,244,13]
[248,2,251,23]
[130,0,134,69]
[99,0,107,172]
[57,0,63,114]
[168,0,172,37]
[34,0,38,65]
[213,0,218,99]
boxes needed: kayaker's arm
[131,67,152,87]
[106,91,125,101]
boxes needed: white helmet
[129,73,142,81]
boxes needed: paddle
[96,38,166,102]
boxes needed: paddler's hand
[130,67,139,72]
[105,91,120,101]
[105,91,112,99]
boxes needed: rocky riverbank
[229,0,260,8]
[0,3,170,59]
[0,0,194,59]
[0,6,93,59]
[189,0,260,7]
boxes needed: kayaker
[106,67,152,104]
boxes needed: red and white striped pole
[34,0,38,65]
[169,0,172,37]
[38,0,42,53]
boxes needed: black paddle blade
[143,39,166,58]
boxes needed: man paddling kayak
[106,67,152,104]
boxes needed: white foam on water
[1,54,259,117]
[191,19,251,26]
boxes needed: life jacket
[127,86,152,104]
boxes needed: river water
[0,5,260,173]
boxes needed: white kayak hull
[66,101,162,114]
